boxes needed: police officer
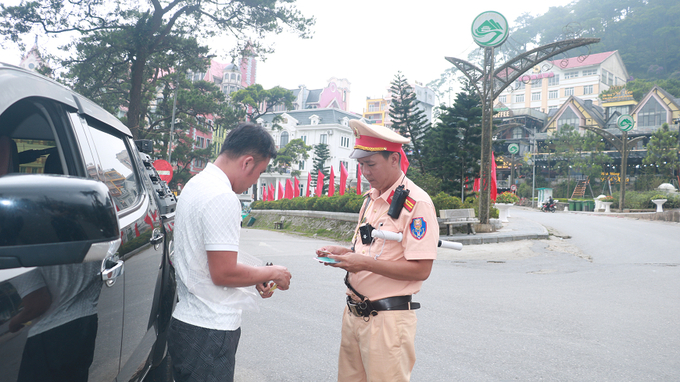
[317,120,439,382]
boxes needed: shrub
[495,191,520,204]
[431,192,463,215]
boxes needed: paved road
[234,211,680,381]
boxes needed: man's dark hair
[220,122,277,162]
[379,151,401,163]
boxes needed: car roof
[0,62,132,137]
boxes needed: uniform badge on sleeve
[410,217,427,240]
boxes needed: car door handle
[101,258,124,286]
[150,229,164,246]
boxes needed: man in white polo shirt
[168,122,292,382]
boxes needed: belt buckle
[347,298,367,317]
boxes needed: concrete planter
[495,203,513,223]
[601,201,613,213]
[651,199,667,213]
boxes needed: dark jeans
[168,318,241,382]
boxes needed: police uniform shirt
[349,176,439,301]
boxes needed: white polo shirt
[172,163,248,331]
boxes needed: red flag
[294,177,300,198]
[357,164,362,195]
[491,152,498,201]
[399,147,410,175]
[315,170,324,197]
[285,178,294,199]
[339,163,348,196]
[270,184,275,201]
[263,185,268,201]
[306,173,311,197]
[473,152,498,201]
[328,167,335,196]
[277,181,284,200]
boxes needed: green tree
[580,132,613,187]
[421,81,482,198]
[230,84,296,121]
[389,71,429,172]
[643,123,679,180]
[624,78,680,101]
[502,0,680,82]
[0,0,314,138]
[272,138,312,177]
[311,143,330,194]
[550,125,585,196]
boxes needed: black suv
[0,64,177,381]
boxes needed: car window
[0,99,65,176]
[87,125,140,211]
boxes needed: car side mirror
[0,174,120,269]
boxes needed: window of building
[531,78,542,87]
[565,87,574,96]
[299,160,305,170]
[320,134,327,144]
[280,131,289,147]
[557,107,579,129]
[300,135,307,143]
[512,127,523,139]
[515,94,525,103]
[549,90,559,99]
[548,105,559,111]
[564,71,579,79]
[608,72,614,85]
[548,74,559,86]
[514,81,525,90]
[608,105,630,118]
[582,69,597,76]
[601,69,609,84]
[583,85,594,94]
[340,136,350,148]
[498,95,506,103]
[532,92,541,101]
[638,97,667,127]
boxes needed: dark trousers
[168,318,241,382]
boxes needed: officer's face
[358,152,401,194]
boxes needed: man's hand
[267,265,292,290]
[256,282,276,298]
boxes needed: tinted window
[87,127,140,211]
[0,99,65,176]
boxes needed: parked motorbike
[541,200,557,212]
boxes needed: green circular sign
[471,11,509,48]
[616,114,635,132]
[508,143,519,154]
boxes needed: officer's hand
[269,265,292,290]
[327,252,367,273]
[316,245,350,256]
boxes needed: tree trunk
[127,55,147,139]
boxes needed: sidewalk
[441,212,549,245]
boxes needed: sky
[0,0,575,114]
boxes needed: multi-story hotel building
[496,51,629,114]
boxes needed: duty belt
[346,295,420,318]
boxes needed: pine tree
[389,72,429,172]
[421,81,482,197]
[312,143,330,194]
[643,123,679,180]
